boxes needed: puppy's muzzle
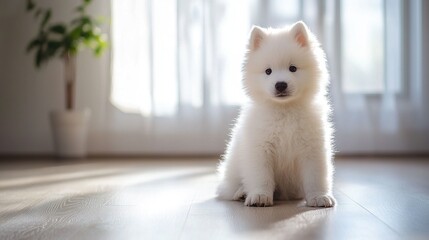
[275,82,288,97]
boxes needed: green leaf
[95,16,107,24]
[46,41,62,57]
[93,37,107,56]
[41,10,51,29]
[94,45,102,56]
[76,6,84,13]
[35,47,43,67]
[26,0,35,11]
[77,0,91,13]
[26,39,41,53]
[47,40,62,49]
[81,16,91,25]
[84,0,92,5]
[49,24,67,34]
[69,26,82,40]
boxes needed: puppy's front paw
[232,186,246,201]
[306,194,336,208]
[244,193,273,207]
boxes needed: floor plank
[336,159,429,239]
[0,158,428,240]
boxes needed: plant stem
[64,52,76,110]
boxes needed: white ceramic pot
[50,109,91,158]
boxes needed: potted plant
[25,0,108,158]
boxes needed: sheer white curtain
[110,0,252,154]
[111,0,429,154]
[111,0,249,117]
[324,0,429,153]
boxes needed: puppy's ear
[249,26,267,51]
[290,21,309,47]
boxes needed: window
[341,0,402,94]
[111,0,250,117]
[109,0,427,154]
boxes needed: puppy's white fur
[217,22,336,207]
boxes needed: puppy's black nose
[275,82,288,92]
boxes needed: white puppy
[217,21,336,207]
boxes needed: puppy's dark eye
[289,65,297,72]
[265,68,272,75]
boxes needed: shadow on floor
[188,198,335,239]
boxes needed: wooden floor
[1,157,429,240]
